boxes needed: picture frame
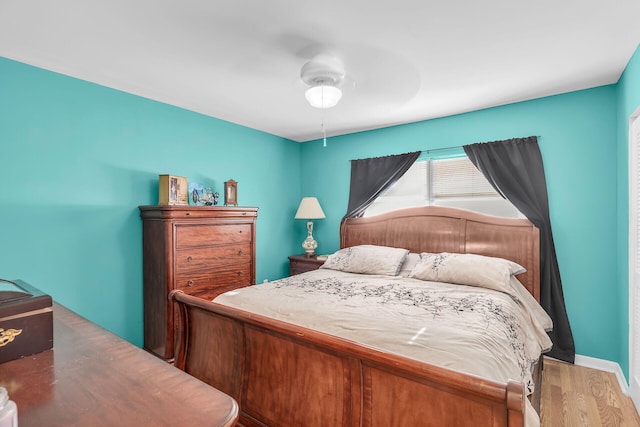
[224,179,238,206]
[159,174,188,205]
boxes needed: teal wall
[616,45,640,379]
[301,86,621,367]
[0,57,301,346]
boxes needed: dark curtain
[343,151,421,219]
[463,136,575,363]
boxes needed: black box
[0,279,53,363]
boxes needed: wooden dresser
[0,303,239,427]
[139,205,258,361]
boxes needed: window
[364,153,522,218]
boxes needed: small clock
[224,179,238,206]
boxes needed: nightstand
[288,254,326,276]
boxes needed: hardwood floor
[541,357,640,426]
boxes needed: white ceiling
[1,1,639,142]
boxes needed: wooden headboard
[340,206,540,301]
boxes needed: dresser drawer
[175,244,251,275]
[175,223,252,248]
[290,265,315,276]
[176,264,252,295]
[177,280,243,300]
[289,255,325,276]
[185,283,250,300]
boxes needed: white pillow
[409,252,526,295]
[320,245,409,276]
[398,253,421,277]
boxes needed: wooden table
[0,303,238,427]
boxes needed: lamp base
[301,220,318,256]
[302,238,318,256]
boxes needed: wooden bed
[170,206,542,427]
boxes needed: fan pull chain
[321,108,328,147]
[321,121,327,147]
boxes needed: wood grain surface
[0,303,238,427]
[541,357,640,427]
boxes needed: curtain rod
[351,137,541,162]
[422,146,462,154]
[423,136,541,153]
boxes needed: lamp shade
[294,197,326,219]
[305,85,342,109]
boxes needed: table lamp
[294,197,326,256]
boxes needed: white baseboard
[573,354,629,395]
[631,375,640,412]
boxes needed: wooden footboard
[170,290,527,427]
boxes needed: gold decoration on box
[0,328,22,347]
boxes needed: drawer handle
[187,256,194,262]
[187,280,194,287]
[238,250,244,256]
[237,272,244,277]
[186,212,191,216]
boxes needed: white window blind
[432,157,497,199]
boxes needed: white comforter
[215,269,552,426]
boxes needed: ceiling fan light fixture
[305,84,342,109]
